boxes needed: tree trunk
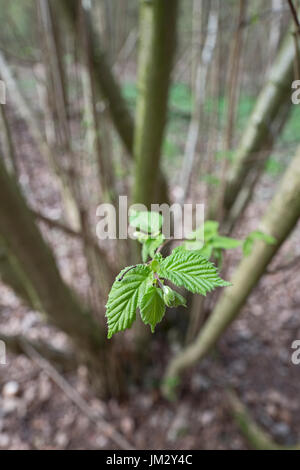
[163,145,300,393]
[0,155,123,398]
[37,0,70,151]
[78,1,116,203]
[59,0,170,204]
[179,4,218,204]
[60,0,134,154]
[0,50,80,231]
[217,0,247,221]
[133,0,178,207]
[0,237,35,308]
[0,104,18,175]
[223,26,297,217]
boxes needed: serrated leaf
[139,286,166,333]
[106,265,151,338]
[158,247,230,295]
[129,210,162,235]
[163,286,187,308]
[171,290,187,307]
[154,252,163,263]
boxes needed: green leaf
[162,286,187,308]
[204,221,219,241]
[184,222,241,260]
[158,247,230,295]
[212,235,242,250]
[142,241,150,263]
[185,220,219,245]
[242,238,253,257]
[129,210,162,235]
[139,286,166,333]
[183,241,213,259]
[198,244,214,259]
[249,230,276,245]
[141,233,165,262]
[183,240,205,251]
[243,230,276,256]
[134,231,150,243]
[150,258,160,272]
[106,265,151,338]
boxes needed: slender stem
[153,272,164,290]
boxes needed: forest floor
[0,109,299,450]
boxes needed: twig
[179,9,218,204]
[227,389,300,450]
[287,0,300,32]
[32,209,115,280]
[32,209,83,238]
[21,339,134,450]
[0,332,76,370]
[153,272,164,290]
[286,0,300,79]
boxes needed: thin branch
[227,389,300,450]
[0,332,76,370]
[179,8,218,204]
[32,209,82,238]
[21,340,134,450]
[32,209,115,281]
[286,0,300,79]
[287,0,300,32]
[153,272,164,290]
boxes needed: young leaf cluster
[105,213,277,338]
[105,213,230,338]
[183,220,242,265]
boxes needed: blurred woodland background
[0,0,300,450]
